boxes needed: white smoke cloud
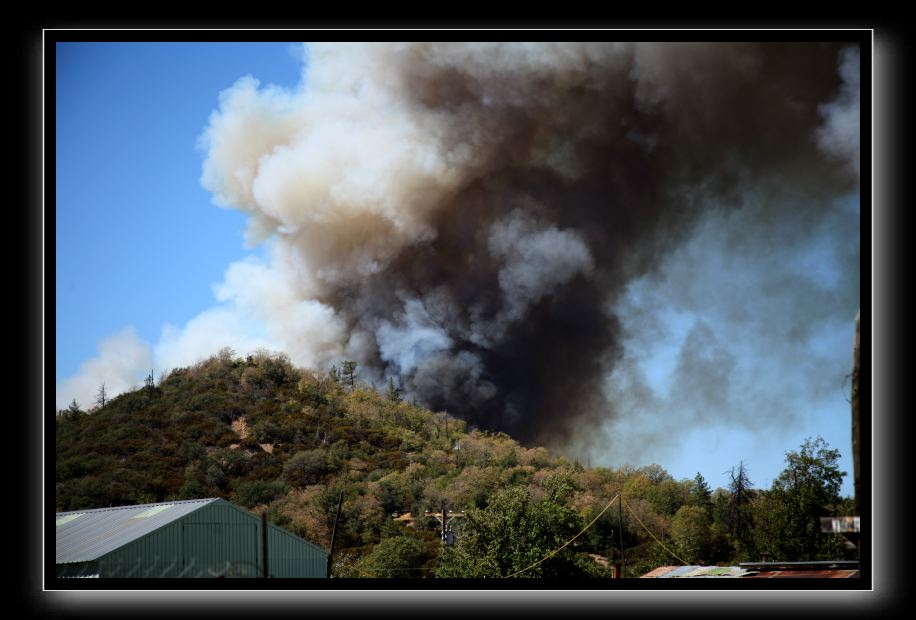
[198,45,471,290]
[197,76,303,223]
[154,307,274,373]
[197,42,637,296]
[55,327,152,411]
[818,46,860,178]
[489,208,594,327]
[213,253,348,369]
[377,298,453,376]
[57,250,347,408]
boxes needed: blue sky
[55,42,859,497]
[56,42,301,383]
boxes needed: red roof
[746,569,859,578]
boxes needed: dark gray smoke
[198,42,860,454]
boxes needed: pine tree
[385,377,402,402]
[727,462,756,559]
[94,383,107,409]
[340,360,357,389]
[688,472,713,513]
[63,399,84,422]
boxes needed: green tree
[340,360,358,389]
[177,464,209,500]
[62,399,84,422]
[361,535,428,577]
[753,436,847,561]
[251,420,281,444]
[726,461,756,560]
[232,480,289,508]
[205,463,228,490]
[671,505,714,564]
[283,449,328,486]
[687,472,713,513]
[433,475,587,578]
[379,478,408,515]
[386,377,402,403]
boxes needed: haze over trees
[55,350,857,577]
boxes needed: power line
[335,560,379,578]
[503,493,621,578]
[336,562,435,577]
[362,567,435,572]
[622,496,690,566]
[338,492,687,579]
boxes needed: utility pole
[852,310,860,516]
[617,495,626,578]
[426,507,466,545]
[327,491,344,577]
[820,312,862,552]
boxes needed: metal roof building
[641,561,859,579]
[640,565,752,578]
[56,498,327,578]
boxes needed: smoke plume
[56,328,152,411]
[196,42,860,457]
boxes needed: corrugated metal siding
[91,499,327,578]
[267,521,328,578]
[99,518,192,577]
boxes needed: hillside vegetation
[56,349,857,577]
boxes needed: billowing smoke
[817,46,861,178]
[193,42,859,455]
[56,328,152,411]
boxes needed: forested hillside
[56,349,858,577]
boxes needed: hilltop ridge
[56,349,856,577]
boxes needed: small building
[56,498,327,578]
[640,565,752,578]
[391,511,416,527]
[640,561,859,579]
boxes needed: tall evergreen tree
[62,399,84,422]
[687,472,713,512]
[340,360,358,389]
[386,377,402,402]
[94,383,107,409]
[726,461,756,559]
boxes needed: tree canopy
[754,437,848,561]
[56,350,856,577]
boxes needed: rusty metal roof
[745,569,860,578]
[641,565,750,578]
[642,561,860,579]
[641,565,679,578]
